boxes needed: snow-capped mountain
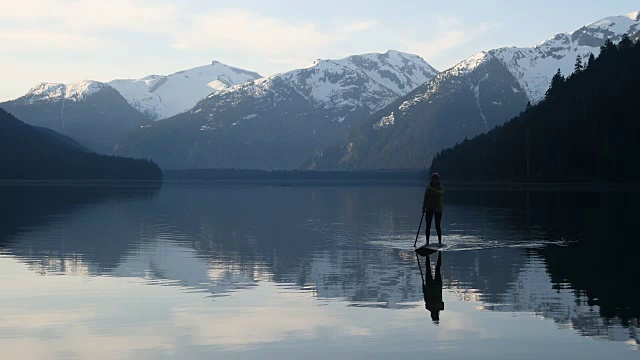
[308,11,640,170]
[1,81,151,153]
[213,50,438,114]
[22,81,112,103]
[116,50,438,170]
[108,61,262,120]
[2,61,260,152]
[491,10,640,102]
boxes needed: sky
[0,0,638,101]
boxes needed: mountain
[0,108,162,180]
[308,11,640,170]
[0,81,151,153]
[116,50,438,170]
[108,61,262,120]
[430,35,640,182]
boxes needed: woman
[422,173,444,244]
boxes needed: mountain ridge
[116,50,439,170]
[108,61,262,120]
[431,35,640,182]
[0,108,162,180]
[0,83,151,153]
[307,11,640,170]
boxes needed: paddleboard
[415,243,448,256]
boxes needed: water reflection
[417,253,444,323]
[0,184,639,354]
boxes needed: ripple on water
[368,232,570,252]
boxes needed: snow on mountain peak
[577,12,640,38]
[23,80,108,103]
[108,61,262,120]
[304,59,322,69]
[449,52,491,76]
[65,80,108,99]
[452,11,640,103]
[210,51,438,116]
[628,11,640,21]
[25,82,65,100]
[385,11,640,121]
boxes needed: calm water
[0,183,638,359]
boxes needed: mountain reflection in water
[0,183,638,356]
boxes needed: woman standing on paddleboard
[422,173,444,245]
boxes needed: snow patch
[109,61,262,120]
[470,82,488,130]
[65,81,106,100]
[399,101,412,112]
[23,80,107,103]
[231,114,259,127]
[449,52,490,76]
[373,112,395,130]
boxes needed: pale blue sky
[1,0,638,101]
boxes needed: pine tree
[574,55,583,73]
[583,53,593,69]
[601,39,617,56]
[618,33,633,49]
[545,69,565,99]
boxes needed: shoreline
[1,179,640,191]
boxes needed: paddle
[414,210,425,248]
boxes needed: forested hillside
[0,82,151,153]
[431,36,640,182]
[0,108,162,180]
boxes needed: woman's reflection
[417,252,444,323]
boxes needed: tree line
[164,168,427,181]
[431,35,640,183]
[0,108,162,180]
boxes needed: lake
[0,183,638,359]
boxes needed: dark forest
[431,35,640,182]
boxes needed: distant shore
[1,177,639,192]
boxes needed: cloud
[172,8,338,51]
[0,0,177,30]
[0,0,504,100]
[0,0,178,53]
[0,29,103,51]
[341,20,379,34]
[396,16,502,68]
[0,2,377,68]
[171,9,379,68]
[56,1,178,32]
[0,1,496,68]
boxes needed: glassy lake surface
[0,183,638,359]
